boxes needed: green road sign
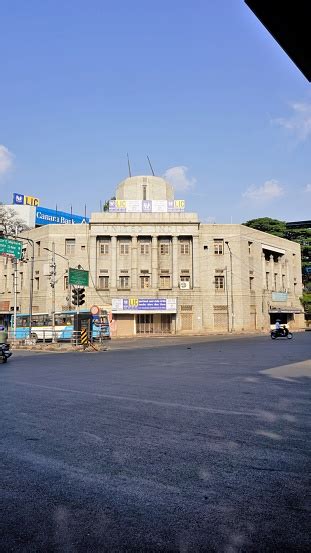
[0,238,23,259]
[69,267,89,286]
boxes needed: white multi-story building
[0,176,304,336]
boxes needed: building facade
[0,176,304,335]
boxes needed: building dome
[116,176,174,201]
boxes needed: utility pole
[50,242,56,342]
[27,239,34,339]
[13,257,18,339]
[225,266,230,333]
[225,241,234,332]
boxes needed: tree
[0,203,29,236]
[103,196,116,212]
[243,217,287,238]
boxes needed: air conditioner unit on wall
[180,281,190,290]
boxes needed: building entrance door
[136,314,173,334]
[136,314,154,334]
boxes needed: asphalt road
[1,334,310,552]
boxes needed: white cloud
[242,180,284,202]
[163,166,196,192]
[305,183,311,193]
[0,145,14,177]
[274,101,311,141]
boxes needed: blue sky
[1,0,310,223]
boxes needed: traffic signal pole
[77,286,80,316]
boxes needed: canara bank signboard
[13,192,40,206]
[35,207,89,225]
[112,298,177,313]
[109,200,185,213]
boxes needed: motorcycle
[0,343,12,363]
[270,327,293,340]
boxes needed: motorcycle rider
[275,319,288,337]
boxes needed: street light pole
[51,242,56,342]
[225,241,234,332]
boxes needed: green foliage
[244,217,287,237]
[244,217,311,274]
[300,293,311,314]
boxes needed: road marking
[4,380,258,417]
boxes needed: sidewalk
[11,331,271,354]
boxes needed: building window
[140,242,150,255]
[81,245,86,251]
[140,275,150,289]
[248,241,253,255]
[120,242,130,255]
[36,241,41,257]
[249,276,254,290]
[98,276,109,289]
[215,275,225,291]
[99,242,109,255]
[266,272,269,290]
[35,277,40,290]
[180,242,190,255]
[282,274,286,290]
[160,242,170,255]
[159,275,171,289]
[274,273,278,291]
[214,239,224,255]
[119,276,130,289]
[65,239,75,255]
[4,275,7,291]
[143,185,147,201]
[20,272,24,290]
[64,275,68,290]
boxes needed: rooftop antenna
[127,153,132,177]
[147,155,155,176]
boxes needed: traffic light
[72,288,78,306]
[78,287,85,306]
[72,287,85,306]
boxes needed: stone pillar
[278,256,283,291]
[286,259,290,291]
[151,236,158,289]
[89,235,98,289]
[192,236,200,288]
[172,236,179,288]
[270,255,274,290]
[132,236,138,290]
[111,236,117,289]
[262,252,266,288]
